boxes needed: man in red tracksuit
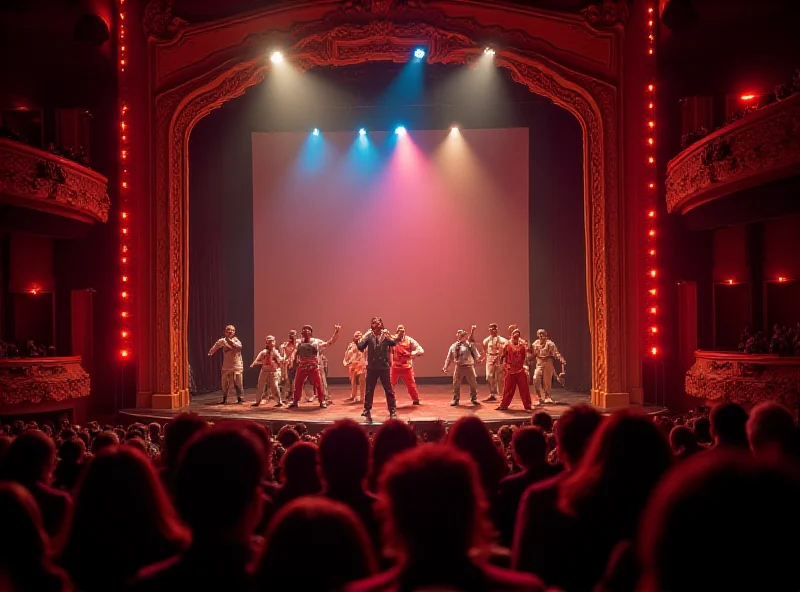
[288,325,328,409]
[497,328,533,411]
[390,324,424,405]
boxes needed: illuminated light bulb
[650,307,657,314]
[484,47,496,56]
[122,181,128,188]
[648,7,654,13]
[122,331,128,338]
[270,51,284,64]
[120,60,125,66]
[413,48,426,59]
[120,13,125,19]
[649,183,655,189]
[778,276,786,282]
[648,138,654,145]
[741,94,756,101]
[649,49,653,55]
[650,270,657,278]
[651,326,658,333]
[648,20,653,26]
[648,211,655,217]
[121,212,128,218]
[121,349,129,358]
[121,122,126,130]
[121,311,129,318]
[121,135,126,141]
[649,288,657,295]
[121,46,125,51]
[649,249,656,256]
[121,291,128,298]
[651,347,658,356]
[122,228,128,234]
[648,103,654,109]
[648,121,655,128]
[649,230,655,237]
[648,157,655,164]
[727,279,734,285]
[648,84,654,91]
[121,257,127,263]
[122,245,128,252]
[122,275,128,282]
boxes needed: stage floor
[120,385,667,432]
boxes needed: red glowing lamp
[650,347,658,356]
[121,349,129,358]
[778,276,787,282]
[740,94,756,101]
[650,307,657,314]
[649,289,657,296]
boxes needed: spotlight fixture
[395,126,406,135]
[359,128,367,136]
[270,51,284,64]
[413,48,426,60]
[312,128,320,136]
[484,47,496,56]
[450,125,460,132]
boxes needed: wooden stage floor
[120,384,666,432]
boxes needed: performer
[357,317,398,423]
[304,328,340,404]
[443,327,482,406]
[343,331,367,403]
[250,335,284,407]
[530,329,566,404]
[288,324,341,409]
[482,323,508,402]
[280,330,300,402]
[497,328,533,411]
[207,325,244,404]
[390,324,424,405]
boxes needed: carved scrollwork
[143,0,187,40]
[666,94,800,213]
[0,138,110,223]
[685,353,800,409]
[581,0,630,28]
[0,358,91,407]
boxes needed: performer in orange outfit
[343,331,367,403]
[390,324,424,405]
[497,328,533,411]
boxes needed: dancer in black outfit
[357,317,398,423]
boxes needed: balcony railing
[685,350,800,408]
[0,138,110,223]
[666,93,800,215]
[0,356,91,407]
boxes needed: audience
[495,426,561,546]
[0,483,70,592]
[57,447,189,590]
[0,430,71,538]
[256,497,377,591]
[133,427,265,590]
[351,445,543,591]
[2,397,797,592]
[318,420,382,552]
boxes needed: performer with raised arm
[496,327,533,411]
[343,331,367,403]
[208,324,244,404]
[443,327,482,406]
[482,323,508,402]
[288,324,341,409]
[304,328,340,404]
[390,324,424,405]
[250,335,284,407]
[280,329,300,402]
[530,329,566,405]
[357,317,398,423]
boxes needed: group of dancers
[208,318,566,422]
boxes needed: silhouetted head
[370,419,417,489]
[554,403,603,470]
[162,413,207,470]
[747,401,798,462]
[318,420,369,490]
[532,411,554,432]
[512,426,548,470]
[1,430,56,485]
[448,416,507,497]
[710,402,749,449]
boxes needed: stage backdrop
[252,129,530,378]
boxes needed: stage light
[270,51,284,64]
[727,279,734,285]
[740,94,756,101]
[359,128,366,136]
[312,128,320,136]
[395,126,406,135]
[778,276,787,282]
[414,48,426,60]
[484,47,496,56]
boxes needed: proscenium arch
[151,20,624,408]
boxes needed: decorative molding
[341,0,422,13]
[0,138,110,223]
[581,0,630,28]
[146,14,624,406]
[685,351,800,408]
[0,357,91,407]
[666,93,800,214]
[143,0,187,40]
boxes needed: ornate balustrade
[666,93,800,215]
[0,357,91,407]
[0,138,110,223]
[685,351,800,408]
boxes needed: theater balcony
[665,92,800,222]
[0,137,110,225]
[0,356,91,418]
[686,351,800,410]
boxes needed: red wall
[764,213,800,281]
[9,235,54,293]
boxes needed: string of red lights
[118,0,131,361]
[646,6,658,357]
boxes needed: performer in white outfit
[443,327,482,406]
[250,335,284,407]
[343,331,367,403]
[530,329,566,404]
[280,330,300,402]
[208,324,244,404]
[482,323,508,402]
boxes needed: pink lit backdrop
[252,128,529,377]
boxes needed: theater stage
[120,385,666,433]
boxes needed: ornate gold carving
[0,357,91,407]
[685,352,800,409]
[341,0,422,12]
[143,0,187,40]
[148,16,624,403]
[666,94,800,214]
[0,139,110,223]
[581,0,630,28]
